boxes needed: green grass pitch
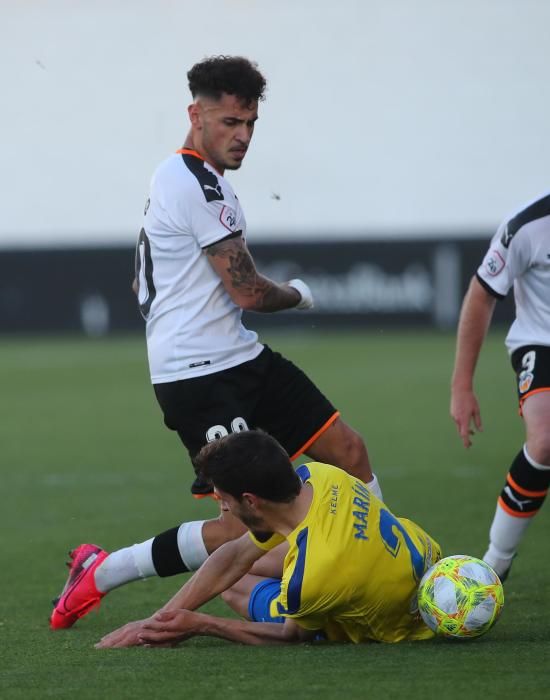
[1,330,549,699]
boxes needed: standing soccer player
[450,191,550,580]
[50,56,382,629]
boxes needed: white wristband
[288,278,314,310]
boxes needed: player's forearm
[159,539,258,613]
[451,277,496,391]
[239,275,314,313]
[191,612,303,645]
[245,275,301,313]
[205,238,304,312]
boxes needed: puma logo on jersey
[204,184,223,196]
[182,152,225,202]
[503,486,533,511]
[501,225,514,248]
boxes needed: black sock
[151,526,189,577]
[499,448,550,517]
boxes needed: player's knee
[338,426,369,468]
[308,419,371,481]
[220,587,236,606]
[329,425,371,481]
[221,585,248,617]
[526,436,550,466]
[203,513,247,554]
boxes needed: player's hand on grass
[287,279,314,310]
[95,619,150,649]
[450,387,482,448]
[137,609,198,647]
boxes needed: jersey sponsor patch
[484,250,505,276]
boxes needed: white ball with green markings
[417,555,504,638]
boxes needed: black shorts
[511,345,550,406]
[154,345,338,486]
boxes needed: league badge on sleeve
[484,250,505,276]
[219,205,238,232]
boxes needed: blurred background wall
[1,0,547,332]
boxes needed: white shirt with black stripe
[135,151,263,383]
[477,191,550,353]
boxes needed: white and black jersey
[477,192,550,354]
[135,149,263,383]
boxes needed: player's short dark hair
[193,430,301,503]
[187,55,267,104]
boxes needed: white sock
[484,446,550,576]
[94,538,156,593]
[483,506,530,575]
[366,473,383,501]
[177,521,209,571]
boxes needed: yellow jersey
[249,462,441,643]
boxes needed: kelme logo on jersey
[484,250,504,276]
[219,205,237,232]
[518,370,534,394]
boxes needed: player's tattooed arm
[205,236,301,312]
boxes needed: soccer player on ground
[450,191,550,580]
[50,56,382,630]
[95,430,441,648]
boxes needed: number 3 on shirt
[378,508,425,581]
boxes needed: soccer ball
[417,555,504,639]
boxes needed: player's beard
[224,161,243,170]
[224,149,246,170]
[202,133,245,171]
[234,504,263,530]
